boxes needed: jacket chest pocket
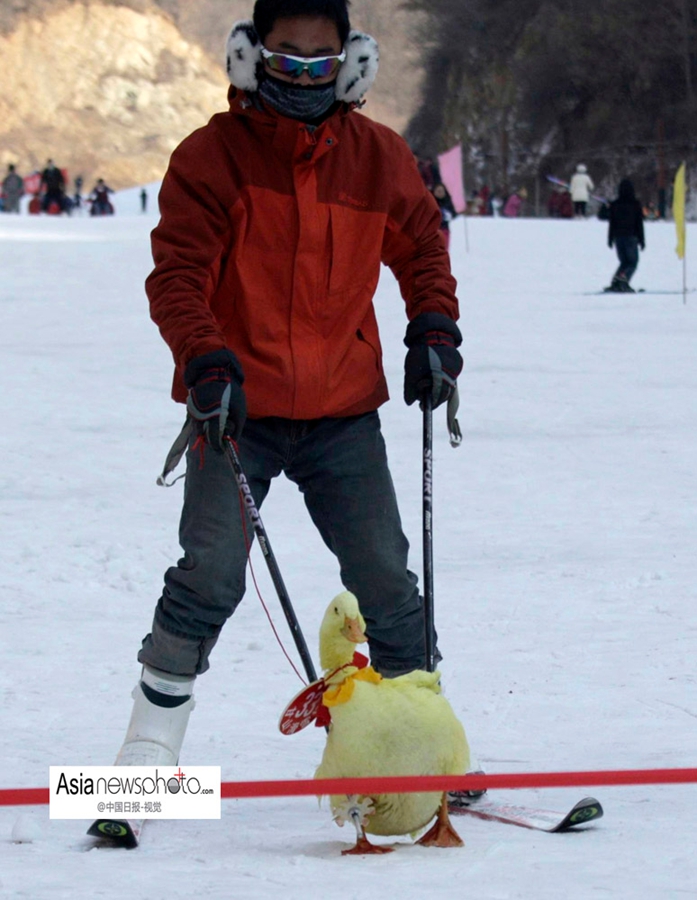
[327,203,386,295]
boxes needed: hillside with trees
[0,0,422,189]
[404,0,696,205]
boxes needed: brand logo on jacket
[338,191,369,209]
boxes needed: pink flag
[438,144,466,214]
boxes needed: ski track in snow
[1,191,697,899]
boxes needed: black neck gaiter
[258,74,337,124]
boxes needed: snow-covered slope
[1,204,696,898]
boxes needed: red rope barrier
[221,767,697,798]
[0,787,50,807]
[2,768,696,807]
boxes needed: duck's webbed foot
[416,793,464,848]
[335,795,394,856]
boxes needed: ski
[584,288,695,296]
[448,795,603,832]
[83,798,601,846]
[86,817,145,848]
[625,289,696,295]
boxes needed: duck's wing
[388,669,442,693]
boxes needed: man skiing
[115,0,462,770]
[606,178,645,293]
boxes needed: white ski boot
[115,665,195,767]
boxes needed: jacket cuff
[404,312,462,348]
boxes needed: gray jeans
[138,412,431,677]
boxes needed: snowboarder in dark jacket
[606,179,645,292]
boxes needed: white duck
[314,591,469,853]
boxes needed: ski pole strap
[447,386,463,448]
[157,416,194,486]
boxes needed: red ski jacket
[147,88,459,419]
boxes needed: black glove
[184,349,247,450]
[404,312,463,409]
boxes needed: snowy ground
[1,198,696,899]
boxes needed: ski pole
[422,392,436,673]
[223,437,318,684]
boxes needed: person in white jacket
[570,164,594,217]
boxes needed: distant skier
[605,178,645,293]
[73,175,84,212]
[548,185,573,219]
[40,159,67,213]
[88,179,115,216]
[570,164,594,218]
[502,187,527,217]
[416,155,441,191]
[2,164,24,213]
[140,187,148,213]
[478,184,492,215]
[432,182,457,249]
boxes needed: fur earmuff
[224,20,379,103]
[225,20,263,93]
[335,31,380,103]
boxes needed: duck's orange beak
[341,615,367,644]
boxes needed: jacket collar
[228,84,354,116]
[226,86,343,162]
